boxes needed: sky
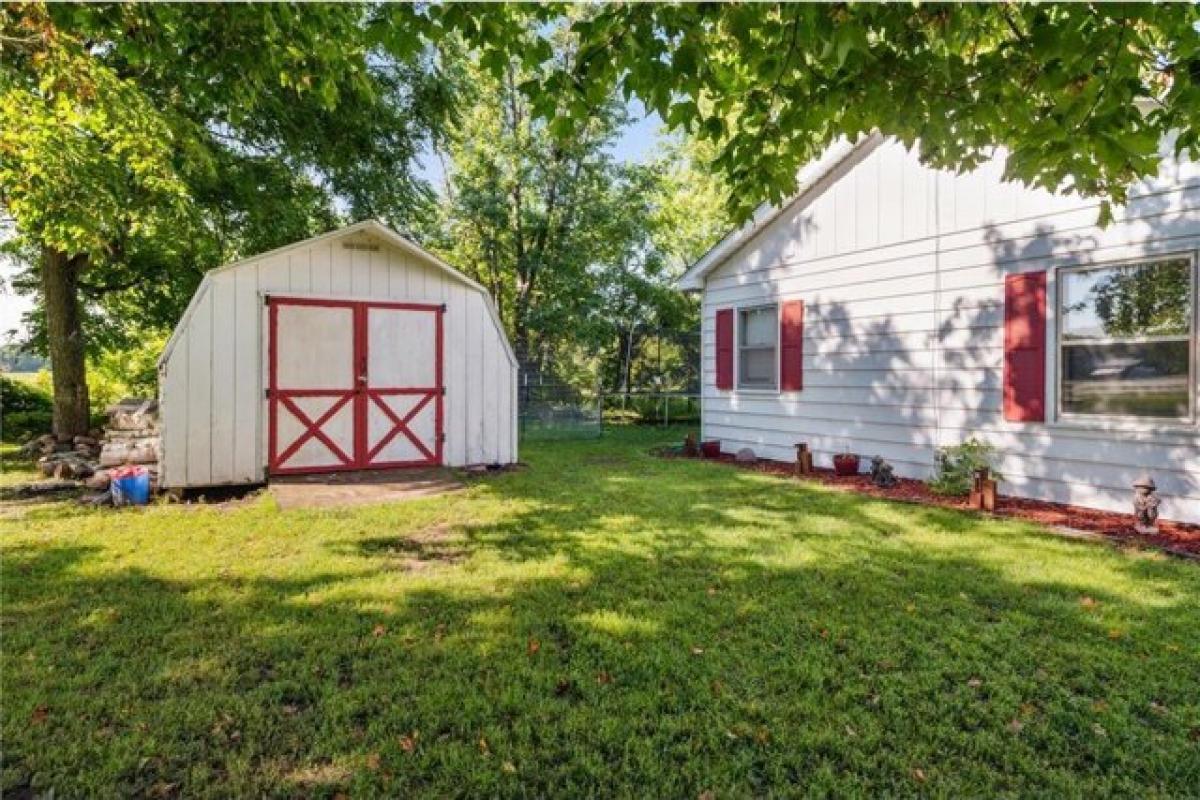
[0,105,667,347]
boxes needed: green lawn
[3,428,1198,797]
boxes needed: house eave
[677,133,884,291]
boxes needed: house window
[738,304,777,390]
[1058,255,1196,421]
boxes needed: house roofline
[678,133,885,291]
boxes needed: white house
[158,220,517,489]
[681,134,1199,522]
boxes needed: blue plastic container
[111,466,151,506]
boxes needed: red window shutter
[715,308,733,390]
[780,300,804,391]
[1003,271,1047,422]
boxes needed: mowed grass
[2,428,1198,798]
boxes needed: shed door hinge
[439,433,446,443]
[440,302,448,312]
[440,386,447,396]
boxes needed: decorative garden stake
[869,456,897,488]
[795,443,813,476]
[969,468,997,512]
[683,432,698,458]
[1132,474,1160,534]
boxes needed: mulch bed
[659,448,1200,558]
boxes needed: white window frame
[736,303,779,392]
[1054,251,1197,426]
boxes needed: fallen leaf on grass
[148,781,178,799]
[967,678,983,688]
[596,671,613,685]
[372,624,387,638]
[365,753,381,771]
[911,768,927,783]
[1107,628,1124,640]
[527,638,540,656]
[698,791,715,800]
[1080,596,1098,609]
[501,761,517,774]
[478,737,490,756]
[691,646,704,656]
[706,587,718,596]
[30,705,48,725]
[1007,718,1024,734]
[399,731,419,753]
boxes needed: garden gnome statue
[869,455,897,488]
[1132,474,1160,535]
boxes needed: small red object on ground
[700,440,721,459]
[833,454,860,476]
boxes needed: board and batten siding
[700,137,1200,522]
[159,225,517,488]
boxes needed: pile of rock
[92,399,160,493]
[22,432,103,481]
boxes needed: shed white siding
[698,138,1200,522]
[159,221,517,488]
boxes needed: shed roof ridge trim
[157,220,516,369]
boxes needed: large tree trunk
[41,248,91,437]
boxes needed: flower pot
[700,440,721,459]
[833,454,860,476]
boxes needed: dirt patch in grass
[666,450,1200,557]
[359,524,468,569]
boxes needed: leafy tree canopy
[424,32,727,392]
[444,3,1200,223]
[0,2,459,432]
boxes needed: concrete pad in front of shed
[269,469,462,510]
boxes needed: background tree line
[3,3,1197,436]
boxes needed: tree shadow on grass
[4,450,1200,798]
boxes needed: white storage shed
[157,220,517,489]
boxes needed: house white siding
[700,138,1200,522]
[159,222,517,488]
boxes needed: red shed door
[268,298,443,475]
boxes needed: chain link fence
[517,366,603,441]
[516,327,701,440]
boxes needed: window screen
[738,305,777,390]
